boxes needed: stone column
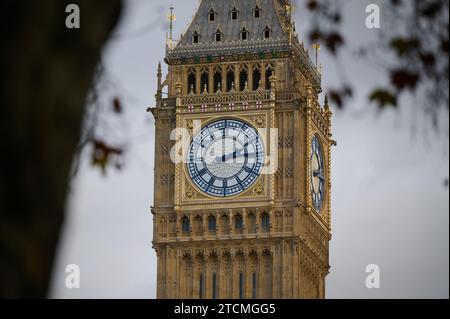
[195,66,201,94]
[248,63,253,91]
[221,64,227,93]
[234,64,240,92]
[261,61,266,90]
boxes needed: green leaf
[369,89,397,109]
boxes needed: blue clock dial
[311,135,325,212]
[187,119,264,197]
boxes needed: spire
[156,61,163,100]
[167,4,176,49]
[157,61,162,75]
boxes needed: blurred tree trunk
[0,0,122,298]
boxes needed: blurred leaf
[91,139,123,175]
[325,32,344,55]
[418,1,442,17]
[306,0,318,11]
[441,38,449,53]
[309,28,322,42]
[390,37,421,57]
[112,97,122,114]
[329,86,353,109]
[390,0,402,6]
[369,89,398,109]
[310,30,344,55]
[390,69,420,91]
[419,52,436,67]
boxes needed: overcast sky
[50,0,449,299]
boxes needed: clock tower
[150,0,334,299]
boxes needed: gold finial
[167,5,176,47]
[312,42,321,66]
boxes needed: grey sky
[50,0,449,299]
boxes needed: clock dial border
[185,117,266,199]
[310,134,325,213]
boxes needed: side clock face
[187,119,264,197]
[311,135,325,212]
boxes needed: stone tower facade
[150,0,334,299]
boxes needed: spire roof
[167,0,292,59]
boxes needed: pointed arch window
[209,9,216,22]
[239,66,248,91]
[239,272,244,299]
[213,67,222,93]
[208,215,217,231]
[181,216,190,233]
[241,27,249,41]
[188,68,196,94]
[261,212,270,231]
[200,68,209,93]
[235,214,243,230]
[264,26,272,39]
[254,6,261,18]
[252,272,257,299]
[199,273,204,299]
[252,65,261,90]
[215,29,223,42]
[192,31,200,44]
[212,273,217,299]
[226,66,235,92]
[231,7,239,20]
[265,64,274,90]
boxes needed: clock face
[311,135,325,212]
[187,119,264,197]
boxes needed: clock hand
[216,148,245,162]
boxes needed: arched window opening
[226,67,235,92]
[212,273,217,299]
[215,29,223,42]
[231,7,239,20]
[252,272,257,299]
[209,9,216,22]
[239,272,244,299]
[200,69,209,93]
[181,216,190,233]
[239,67,248,91]
[264,26,272,39]
[254,6,261,18]
[199,273,204,299]
[208,215,217,231]
[265,64,273,90]
[261,213,270,231]
[235,214,243,230]
[188,68,196,94]
[193,31,200,44]
[252,66,261,90]
[241,28,249,41]
[214,69,222,92]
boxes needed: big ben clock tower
[150,0,334,299]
